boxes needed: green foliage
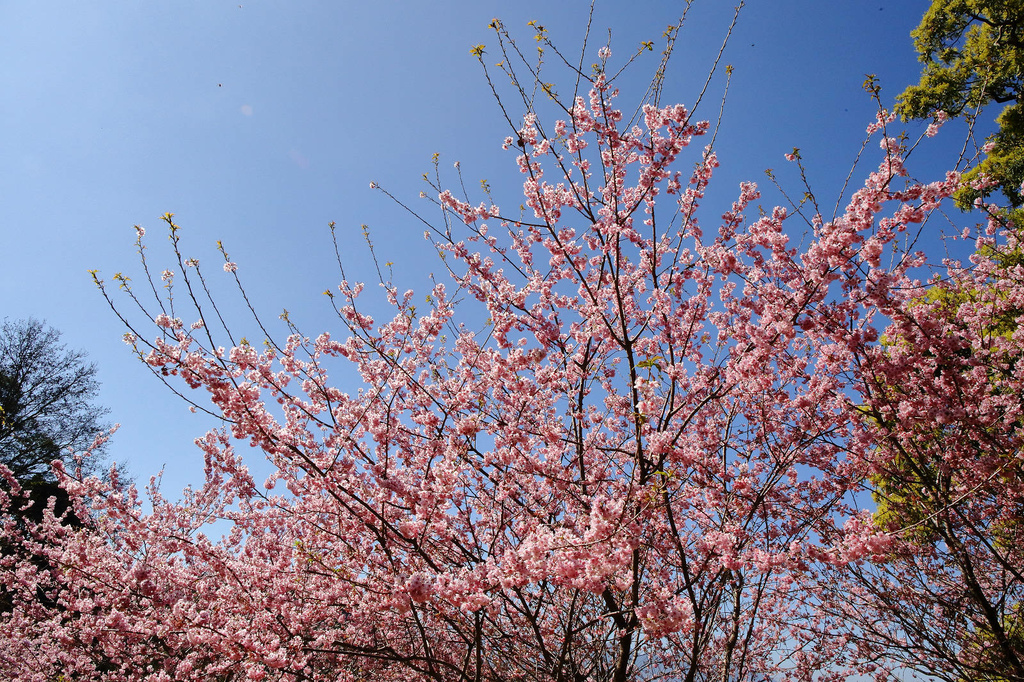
[869,450,941,543]
[896,0,1024,207]
[959,104,1024,209]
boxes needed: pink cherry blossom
[4,17,1017,682]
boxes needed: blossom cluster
[2,54,1006,682]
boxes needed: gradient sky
[1,1,957,494]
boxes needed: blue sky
[1,2,950,492]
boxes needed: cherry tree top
[4,8,1018,682]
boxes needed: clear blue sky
[1,2,947,493]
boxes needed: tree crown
[0,318,109,483]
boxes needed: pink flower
[406,572,433,603]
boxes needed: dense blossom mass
[1,23,1022,682]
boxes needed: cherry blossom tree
[807,13,1024,676]
[0,12,987,682]
[815,178,1024,681]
